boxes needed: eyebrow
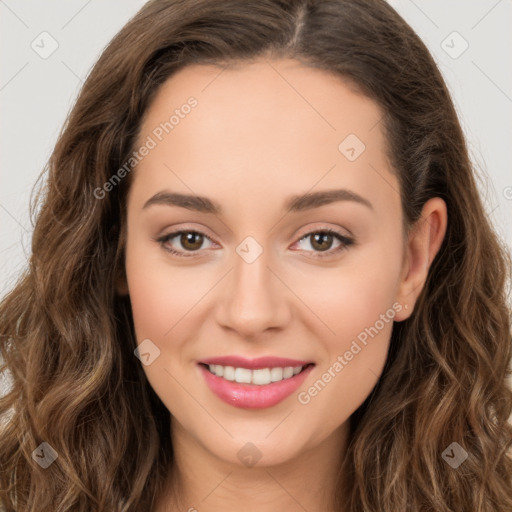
[142,188,373,213]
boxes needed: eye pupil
[311,232,333,251]
[181,232,203,250]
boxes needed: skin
[120,58,447,511]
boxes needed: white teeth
[223,366,235,381]
[206,364,306,385]
[209,364,224,377]
[270,367,283,382]
[252,368,271,385]
[283,367,294,379]
[234,367,252,384]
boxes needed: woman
[1,0,511,510]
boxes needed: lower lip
[198,364,314,409]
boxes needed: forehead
[130,58,399,216]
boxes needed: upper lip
[199,355,314,370]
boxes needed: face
[122,58,422,467]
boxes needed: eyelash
[156,227,355,259]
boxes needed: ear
[394,197,447,322]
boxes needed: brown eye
[310,232,335,252]
[294,228,354,259]
[179,232,204,251]
[156,230,215,257]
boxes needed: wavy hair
[1,0,511,510]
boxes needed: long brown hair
[1,0,511,510]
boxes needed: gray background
[0,1,511,395]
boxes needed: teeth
[222,365,235,381]
[234,367,252,384]
[270,367,283,382]
[283,367,294,379]
[207,364,306,385]
[252,368,271,385]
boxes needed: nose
[215,245,292,339]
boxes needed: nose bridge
[216,236,290,336]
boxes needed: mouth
[198,362,315,386]
[197,357,315,409]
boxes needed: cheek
[125,236,212,342]
[304,238,403,343]
[293,240,401,429]
[124,238,203,415]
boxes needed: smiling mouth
[198,362,315,386]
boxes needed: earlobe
[394,197,448,322]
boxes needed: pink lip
[199,355,313,369]
[198,362,315,409]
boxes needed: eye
[156,230,216,258]
[292,228,354,259]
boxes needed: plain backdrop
[0,1,511,393]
